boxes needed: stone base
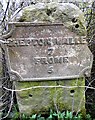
[15,78,85,115]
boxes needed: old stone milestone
[3,2,93,115]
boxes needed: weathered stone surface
[5,2,92,115]
[5,23,92,80]
[18,2,86,36]
[15,78,85,115]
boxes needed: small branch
[1,0,10,23]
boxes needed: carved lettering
[34,56,69,65]
[48,47,55,55]
[5,36,86,47]
[40,57,48,64]
[47,57,54,64]
[32,39,38,46]
[48,66,54,74]
[34,57,41,64]
[54,56,63,63]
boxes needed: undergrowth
[10,110,92,120]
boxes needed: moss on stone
[13,2,87,116]
[15,78,85,115]
[18,2,86,36]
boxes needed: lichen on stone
[15,78,85,115]
[13,2,87,115]
[18,2,86,36]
